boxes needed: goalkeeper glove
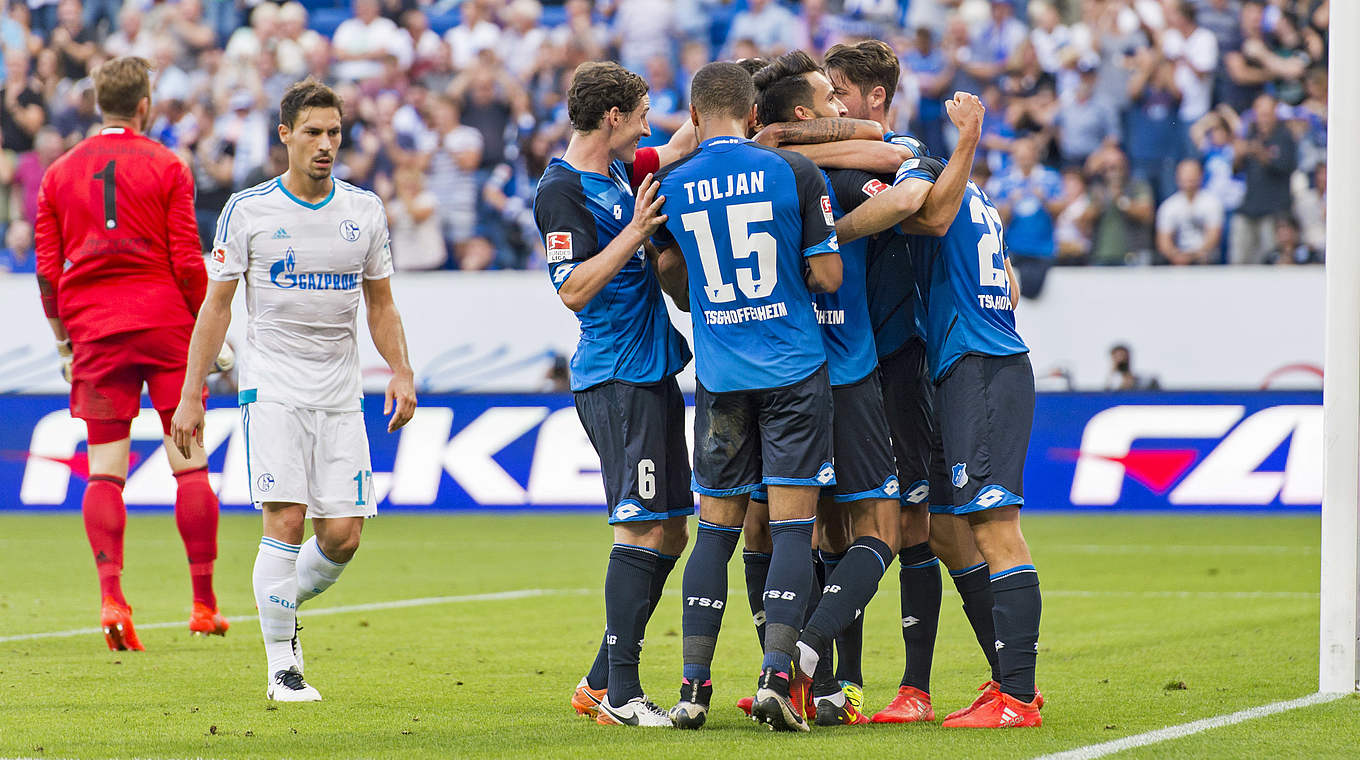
[213,342,235,373]
[56,339,73,384]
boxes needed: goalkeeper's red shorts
[69,324,206,443]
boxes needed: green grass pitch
[1,512,1356,759]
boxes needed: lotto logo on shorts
[861,179,889,197]
[546,231,572,263]
[816,464,835,485]
[820,195,834,225]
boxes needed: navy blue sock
[586,634,609,691]
[898,542,941,692]
[681,521,741,683]
[990,565,1041,702]
[801,536,894,661]
[950,561,1000,682]
[648,552,679,618]
[761,517,815,674]
[605,544,659,705]
[742,550,771,652]
[586,551,678,692]
[822,550,863,685]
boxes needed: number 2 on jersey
[681,201,778,303]
[92,161,118,230]
[970,195,1006,289]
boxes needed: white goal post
[1320,0,1360,695]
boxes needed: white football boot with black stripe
[595,695,673,727]
[267,667,322,702]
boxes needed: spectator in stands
[1,50,45,154]
[188,106,236,252]
[51,78,96,145]
[165,0,217,69]
[225,2,276,63]
[552,0,608,61]
[485,129,554,269]
[216,91,270,189]
[1053,63,1118,168]
[795,0,845,53]
[424,95,485,267]
[1155,159,1224,265]
[904,27,950,152]
[1293,160,1325,255]
[49,0,93,81]
[451,54,530,171]
[14,126,60,225]
[1054,167,1092,264]
[1084,144,1156,265]
[1124,47,1184,202]
[104,5,153,59]
[724,0,800,58]
[0,217,33,273]
[501,0,547,80]
[446,0,501,70]
[612,0,674,72]
[1264,213,1318,266]
[642,54,686,142]
[1029,1,1072,77]
[1105,344,1159,390]
[967,0,1028,86]
[332,0,401,83]
[1230,92,1296,264]
[387,167,447,271]
[1157,0,1218,123]
[1222,1,1281,112]
[274,2,324,78]
[989,136,1066,295]
[151,41,192,105]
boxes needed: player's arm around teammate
[833,93,985,244]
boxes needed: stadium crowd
[0,0,1329,274]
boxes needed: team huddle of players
[536,41,1043,731]
[36,58,417,703]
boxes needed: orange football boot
[189,602,230,636]
[941,689,1042,728]
[945,680,1044,721]
[737,696,754,716]
[571,677,607,717]
[100,597,144,651]
[871,685,935,723]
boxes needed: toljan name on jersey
[683,171,766,204]
[703,301,788,325]
[978,293,1014,311]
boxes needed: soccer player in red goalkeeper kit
[34,57,230,650]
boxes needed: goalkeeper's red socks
[173,466,220,610]
[83,475,128,608]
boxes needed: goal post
[1320,0,1360,695]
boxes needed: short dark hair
[280,78,344,129]
[824,40,899,109]
[734,57,770,76]
[94,57,151,118]
[753,50,821,126]
[690,61,755,122]
[567,61,649,132]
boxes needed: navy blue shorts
[574,376,695,524]
[879,339,937,507]
[693,365,835,496]
[933,353,1035,514]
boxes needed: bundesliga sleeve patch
[862,179,888,197]
[820,195,834,225]
[546,231,573,264]
[212,247,227,264]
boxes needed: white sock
[254,537,300,675]
[815,689,847,706]
[295,535,348,606]
[796,640,820,679]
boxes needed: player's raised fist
[629,174,668,237]
[945,92,985,144]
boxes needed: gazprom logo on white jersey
[269,248,360,291]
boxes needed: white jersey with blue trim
[209,176,394,411]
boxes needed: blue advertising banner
[0,391,1322,513]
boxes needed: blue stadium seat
[309,7,351,38]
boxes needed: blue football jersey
[865,132,931,359]
[818,168,886,386]
[533,158,691,391]
[900,156,1029,381]
[651,136,838,393]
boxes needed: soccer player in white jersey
[171,80,418,702]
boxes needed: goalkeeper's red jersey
[35,127,206,343]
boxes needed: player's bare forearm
[363,277,417,432]
[557,224,648,312]
[180,281,236,403]
[805,252,843,294]
[833,179,932,243]
[905,132,980,236]
[46,317,67,343]
[1005,258,1019,311]
[652,244,690,311]
[754,118,884,147]
[787,140,915,173]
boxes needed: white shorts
[242,401,376,518]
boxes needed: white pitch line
[1045,544,1315,555]
[1031,692,1348,760]
[1044,590,1316,600]
[0,588,593,644]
